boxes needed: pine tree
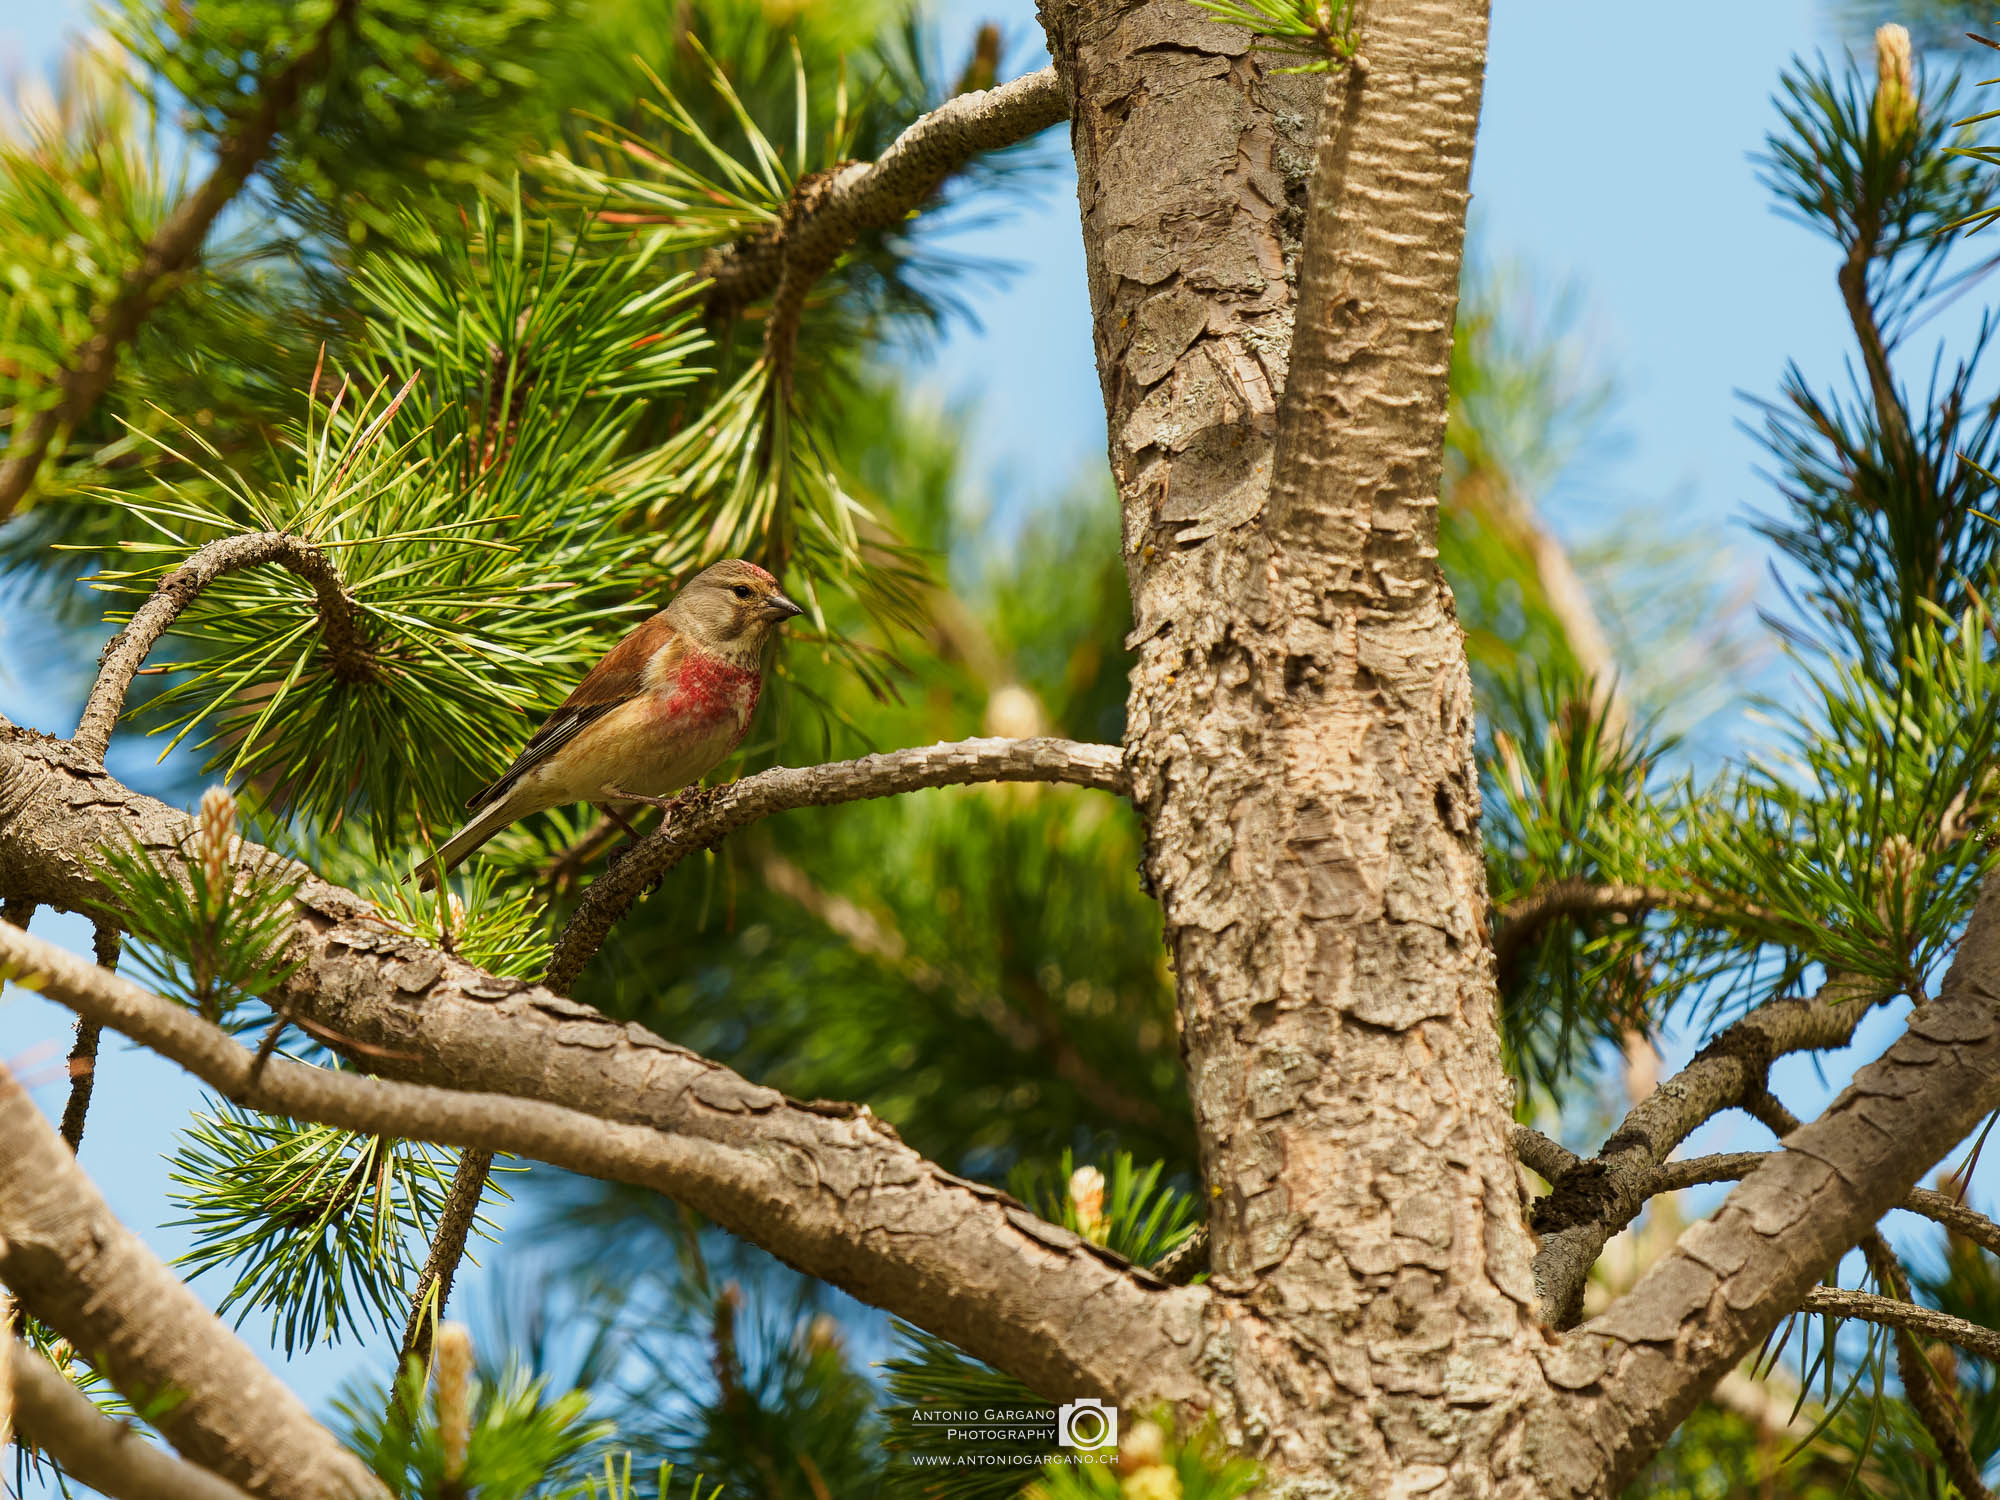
[10,1,2000,1497]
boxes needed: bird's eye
[731,584,754,600]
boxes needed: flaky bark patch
[1044,0,1552,1489]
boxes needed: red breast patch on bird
[669,652,762,726]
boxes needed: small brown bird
[416,559,803,888]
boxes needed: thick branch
[0,4,355,522]
[545,736,1127,992]
[1530,975,1888,1327]
[73,530,371,761]
[703,65,1065,325]
[1560,874,2000,1493]
[0,1042,383,1499]
[0,757,1204,1411]
[8,1337,255,1500]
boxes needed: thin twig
[1802,1284,2000,1366]
[57,923,118,1152]
[1858,1229,1993,1500]
[1642,1151,1769,1194]
[73,530,371,761]
[1492,878,1785,984]
[395,1148,494,1372]
[544,737,1128,993]
[0,2,359,522]
[750,67,1066,390]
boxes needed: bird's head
[666,559,805,657]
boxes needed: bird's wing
[465,614,685,809]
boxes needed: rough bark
[1042,0,1550,1489]
[0,1050,384,1500]
[0,731,1205,1410]
[1546,874,2000,1494]
[1530,976,1889,1326]
[8,1337,256,1500]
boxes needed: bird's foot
[594,801,644,840]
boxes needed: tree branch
[544,736,1128,992]
[73,530,372,761]
[1492,878,1789,986]
[1513,1122,1583,1185]
[700,65,1065,355]
[1493,880,1663,982]
[0,1038,384,1499]
[1564,873,2000,1492]
[8,1336,255,1500]
[58,921,118,1151]
[395,1148,493,1370]
[0,4,357,522]
[1856,1228,1992,1500]
[1801,1285,2000,1366]
[1530,975,1889,1327]
[1643,1151,1769,1195]
[0,807,1207,1415]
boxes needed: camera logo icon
[1057,1398,1118,1451]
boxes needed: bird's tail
[406,796,520,890]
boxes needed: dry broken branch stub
[73,529,374,762]
[544,735,1127,991]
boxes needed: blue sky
[0,0,1984,1472]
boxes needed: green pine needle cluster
[1187,0,1361,74]
[88,797,301,1024]
[338,1357,616,1499]
[167,1107,485,1354]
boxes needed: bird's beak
[762,592,805,622]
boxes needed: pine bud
[1117,1418,1168,1475]
[196,785,238,893]
[1120,1466,1182,1500]
[804,1313,844,1356]
[1874,24,1918,147]
[434,1321,474,1482]
[1069,1165,1108,1242]
[984,683,1047,741]
[1875,833,1922,934]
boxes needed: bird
[414,559,803,888]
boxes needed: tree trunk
[1042,0,1549,1488]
